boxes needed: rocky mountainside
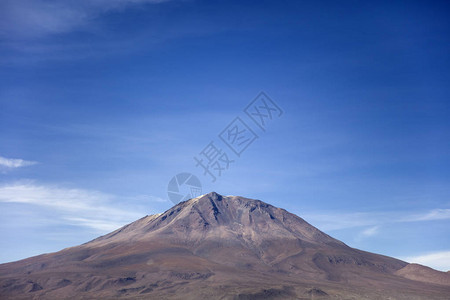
[0,192,449,299]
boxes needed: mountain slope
[0,192,449,299]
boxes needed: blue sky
[1,0,449,270]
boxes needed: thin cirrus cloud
[401,209,450,222]
[352,225,381,243]
[302,209,450,232]
[0,156,37,169]
[301,211,388,231]
[304,210,450,271]
[0,0,172,39]
[401,251,450,272]
[360,226,379,237]
[0,182,152,232]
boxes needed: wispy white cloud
[352,226,381,243]
[361,225,379,237]
[63,217,129,232]
[401,251,450,272]
[0,0,171,39]
[0,181,151,232]
[0,156,37,170]
[303,210,450,271]
[125,194,168,203]
[402,209,450,222]
[302,211,388,231]
[303,208,450,232]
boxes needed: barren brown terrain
[0,192,449,299]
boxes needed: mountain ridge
[0,192,449,299]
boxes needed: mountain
[0,192,449,299]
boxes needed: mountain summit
[1,192,449,299]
